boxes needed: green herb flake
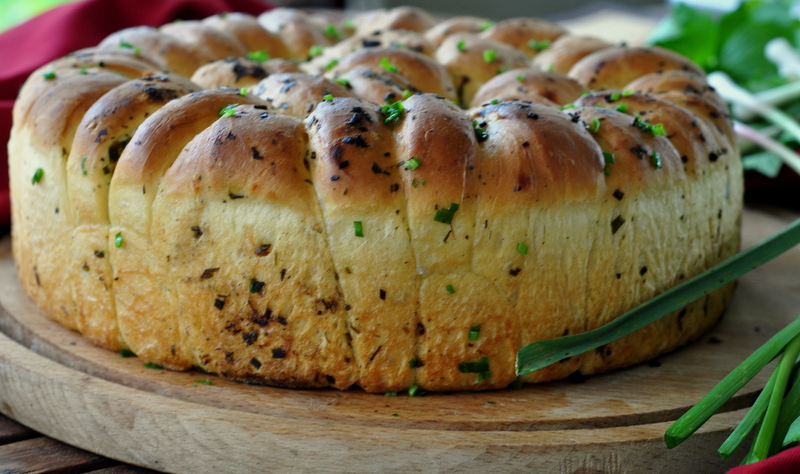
[79,67,88,75]
[43,71,56,80]
[247,50,270,62]
[480,21,494,32]
[528,39,551,51]
[516,75,525,82]
[408,358,418,369]
[144,362,164,370]
[219,104,239,117]
[473,120,489,142]
[402,89,413,99]
[588,117,601,133]
[115,232,124,248]
[469,325,480,341]
[651,151,663,169]
[119,349,137,358]
[334,77,350,87]
[194,379,214,386]
[381,100,404,123]
[80,156,88,175]
[354,221,364,237]
[32,168,44,184]
[380,57,398,73]
[239,87,248,96]
[434,203,460,224]
[323,94,334,101]
[490,99,499,104]
[609,92,621,101]
[651,123,667,136]
[411,178,419,187]
[309,45,324,58]
[457,40,466,52]
[603,151,616,164]
[622,89,634,96]
[483,49,497,63]
[404,157,421,170]
[408,384,422,397]
[446,284,456,294]
[477,371,492,383]
[459,356,490,376]
[615,102,628,113]
[560,104,577,110]
[517,242,528,255]
[324,24,341,40]
[385,391,398,397]
[325,59,339,71]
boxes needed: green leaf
[719,23,791,84]
[743,151,784,178]
[782,415,800,445]
[516,218,800,377]
[770,359,800,454]
[647,3,719,70]
[718,366,779,459]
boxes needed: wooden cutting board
[0,207,798,473]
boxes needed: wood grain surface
[0,206,798,473]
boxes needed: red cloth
[0,0,273,228]
[727,446,800,474]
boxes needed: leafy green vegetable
[743,151,785,178]
[648,3,719,69]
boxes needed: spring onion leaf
[446,284,455,294]
[353,221,363,237]
[718,366,779,459]
[119,349,137,358]
[483,49,497,63]
[380,57,398,73]
[469,325,480,341]
[32,168,43,184]
[517,242,528,255]
[404,157,421,170]
[434,203,460,224]
[516,218,800,378]
[246,50,270,62]
[114,232,124,248]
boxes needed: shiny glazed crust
[9,7,742,392]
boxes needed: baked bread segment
[305,98,419,392]
[10,55,152,330]
[64,74,199,350]
[252,73,354,117]
[470,68,585,107]
[480,18,567,58]
[109,90,269,369]
[349,6,437,35]
[190,57,272,90]
[153,106,357,388]
[425,16,490,47]
[202,12,290,59]
[160,21,247,59]
[531,35,611,75]
[257,8,332,60]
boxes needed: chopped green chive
[385,391,398,397]
[80,156,87,175]
[516,75,525,82]
[119,40,140,55]
[477,371,492,382]
[343,18,355,29]
[32,168,43,184]
[651,151,663,169]
[459,357,489,373]
[457,40,466,52]
[246,50,270,62]
[609,92,621,101]
[411,178,419,187]
[469,325,480,341]
[381,100,404,123]
[434,203,460,224]
[603,151,616,164]
[480,21,494,31]
[323,94,334,101]
[615,102,628,113]
[408,358,418,368]
[79,67,88,75]
[114,232,124,248]
[143,363,164,370]
[380,57,398,73]
[482,49,497,63]
[239,88,248,96]
[194,379,214,385]
[588,117,601,133]
[490,99,499,104]
[334,77,350,87]
[43,71,56,80]
[404,157,421,170]
[473,120,489,142]
[651,123,667,136]
[402,89,412,99]
[354,221,364,237]
[324,24,340,40]
[325,59,339,71]
[560,103,577,110]
[528,39,551,51]
[219,104,238,117]
[517,242,528,255]
[622,89,634,96]
[446,284,456,294]
[309,45,324,58]
[119,349,137,358]
[408,384,422,396]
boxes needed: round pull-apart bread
[9,7,742,393]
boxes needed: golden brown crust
[330,47,457,102]
[568,46,705,90]
[202,12,290,58]
[425,16,490,47]
[624,70,727,110]
[480,18,567,58]
[190,57,271,90]
[470,68,585,107]
[351,6,437,35]
[160,21,247,59]
[252,73,354,118]
[436,33,529,106]
[531,35,611,75]
[257,8,330,60]
[330,67,415,106]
